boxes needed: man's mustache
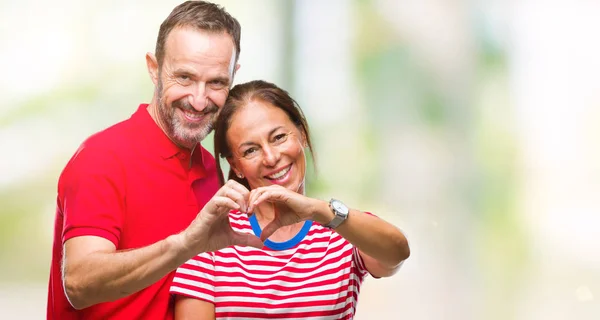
[173,99,219,115]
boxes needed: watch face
[332,200,349,215]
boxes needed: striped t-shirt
[170,210,370,319]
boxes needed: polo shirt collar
[131,104,208,170]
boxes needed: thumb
[260,221,281,242]
[232,232,264,249]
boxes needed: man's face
[156,27,237,149]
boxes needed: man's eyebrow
[173,68,196,76]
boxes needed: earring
[237,173,244,179]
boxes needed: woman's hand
[247,185,327,241]
[245,185,409,277]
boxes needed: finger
[232,232,264,249]
[205,196,240,215]
[247,187,277,213]
[248,185,282,205]
[228,182,251,213]
[219,180,248,197]
[226,179,250,195]
[220,185,248,213]
[260,220,281,242]
[251,189,285,208]
[247,188,265,214]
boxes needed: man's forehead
[165,27,234,57]
[163,27,236,76]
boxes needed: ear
[298,128,308,148]
[146,52,159,86]
[230,63,241,86]
[226,156,242,178]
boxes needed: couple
[47,1,410,319]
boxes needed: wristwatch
[323,199,350,229]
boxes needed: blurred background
[1,0,599,319]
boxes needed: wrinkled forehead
[163,27,237,75]
[229,102,300,138]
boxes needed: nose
[189,83,208,112]
[262,144,280,167]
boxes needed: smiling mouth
[181,109,206,122]
[265,165,291,180]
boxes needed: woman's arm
[175,295,216,320]
[247,186,410,278]
[312,203,410,278]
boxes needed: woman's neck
[253,203,305,243]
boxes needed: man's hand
[180,180,264,253]
[61,180,264,309]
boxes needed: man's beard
[157,81,219,148]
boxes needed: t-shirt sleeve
[60,142,126,247]
[352,246,371,279]
[352,211,382,278]
[170,252,216,304]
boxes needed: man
[47,1,262,319]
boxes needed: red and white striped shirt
[170,210,370,319]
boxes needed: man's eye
[209,80,227,87]
[177,75,192,83]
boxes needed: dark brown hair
[214,80,315,188]
[155,1,241,67]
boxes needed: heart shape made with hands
[246,185,312,241]
[194,180,317,253]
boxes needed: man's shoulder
[61,112,140,177]
[84,115,138,151]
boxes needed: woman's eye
[274,133,288,141]
[243,148,257,157]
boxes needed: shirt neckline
[248,214,312,251]
[131,103,208,179]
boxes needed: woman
[170,80,410,319]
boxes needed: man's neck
[146,100,194,151]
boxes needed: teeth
[183,111,202,120]
[267,166,290,179]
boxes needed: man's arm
[62,180,262,310]
[63,234,190,309]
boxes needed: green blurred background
[1,0,599,319]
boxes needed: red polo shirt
[47,104,220,320]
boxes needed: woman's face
[226,100,307,193]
